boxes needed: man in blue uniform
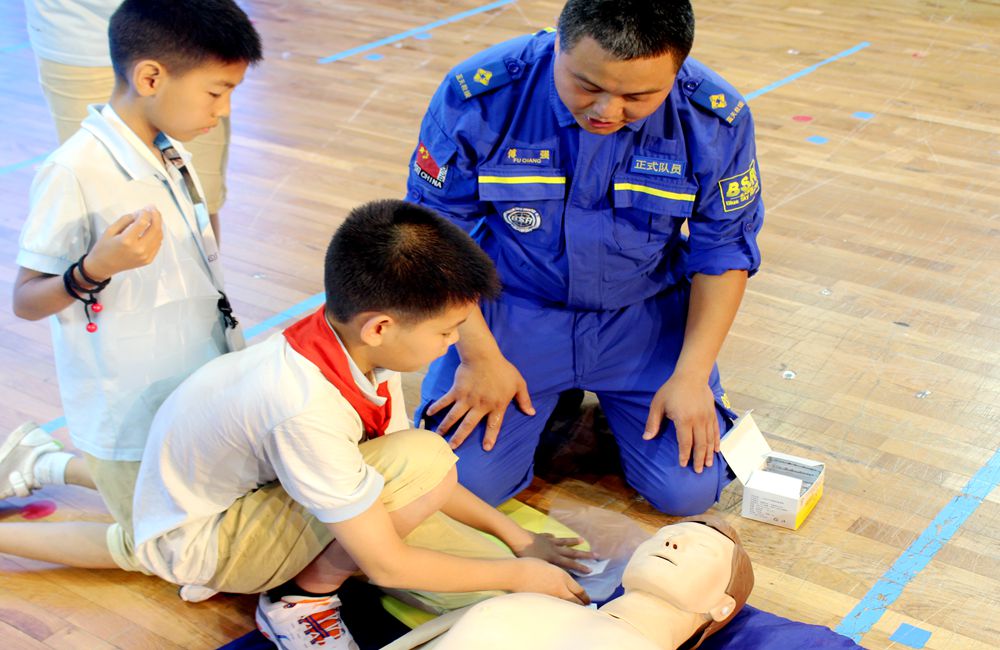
[406,0,763,516]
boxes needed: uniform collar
[547,56,656,133]
[548,61,577,128]
[80,104,176,181]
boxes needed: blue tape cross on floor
[836,447,1000,642]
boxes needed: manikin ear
[707,594,736,622]
[358,313,394,347]
[131,60,165,97]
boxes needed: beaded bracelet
[63,254,110,333]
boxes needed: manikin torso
[393,521,742,650]
[427,593,663,650]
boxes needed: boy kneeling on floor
[126,200,591,649]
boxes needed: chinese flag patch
[413,142,448,189]
[416,142,440,177]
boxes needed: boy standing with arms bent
[0,0,261,574]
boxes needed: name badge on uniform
[629,156,686,178]
[502,147,553,166]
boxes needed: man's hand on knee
[427,354,535,451]
[644,374,720,473]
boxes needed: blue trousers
[418,286,737,516]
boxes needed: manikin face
[622,522,735,615]
[144,59,248,141]
[553,35,679,135]
[368,301,473,373]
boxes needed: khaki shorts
[81,453,149,574]
[35,57,231,213]
[206,429,470,594]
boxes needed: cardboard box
[720,412,824,530]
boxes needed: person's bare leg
[64,457,97,489]
[293,466,458,593]
[0,521,115,568]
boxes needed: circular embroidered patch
[502,207,541,233]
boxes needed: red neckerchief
[283,309,392,438]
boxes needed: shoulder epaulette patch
[451,57,524,101]
[687,79,747,126]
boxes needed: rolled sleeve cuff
[686,248,759,278]
[16,249,73,276]
[686,205,763,278]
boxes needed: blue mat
[701,605,861,650]
[221,581,860,650]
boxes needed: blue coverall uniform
[406,30,763,516]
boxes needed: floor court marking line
[836,447,1000,642]
[0,41,29,55]
[745,42,871,101]
[243,292,325,339]
[0,153,47,177]
[317,0,516,64]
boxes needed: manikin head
[621,515,754,649]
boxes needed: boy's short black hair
[325,200,501,323]
[558,0,695,64]
[109,0,263,80]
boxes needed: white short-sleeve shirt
[132,327,410,586]
[18,104,227,460]
[24,0,117,67]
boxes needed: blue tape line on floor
[889,623,932,648]
[243,292,325,339]
[0,41,30,55]
[0,153,47,176]
[40,417,67,434]
[836,447,1000,642]
[745,42,870,100]
[318,0,516,64]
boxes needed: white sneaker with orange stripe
[255,592,359,649]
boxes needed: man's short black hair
[109,0,263,80]
[557,0,695,64]
[325,200,501,323]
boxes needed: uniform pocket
[610,172,697,250]
[479,166,567,251]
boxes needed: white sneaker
[0,422,62,499]
[255,592,359,649]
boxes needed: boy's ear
[358,313,395,347]
[132,60,165,97]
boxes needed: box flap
[719,411,772,485]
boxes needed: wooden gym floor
[0,1,997,648]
